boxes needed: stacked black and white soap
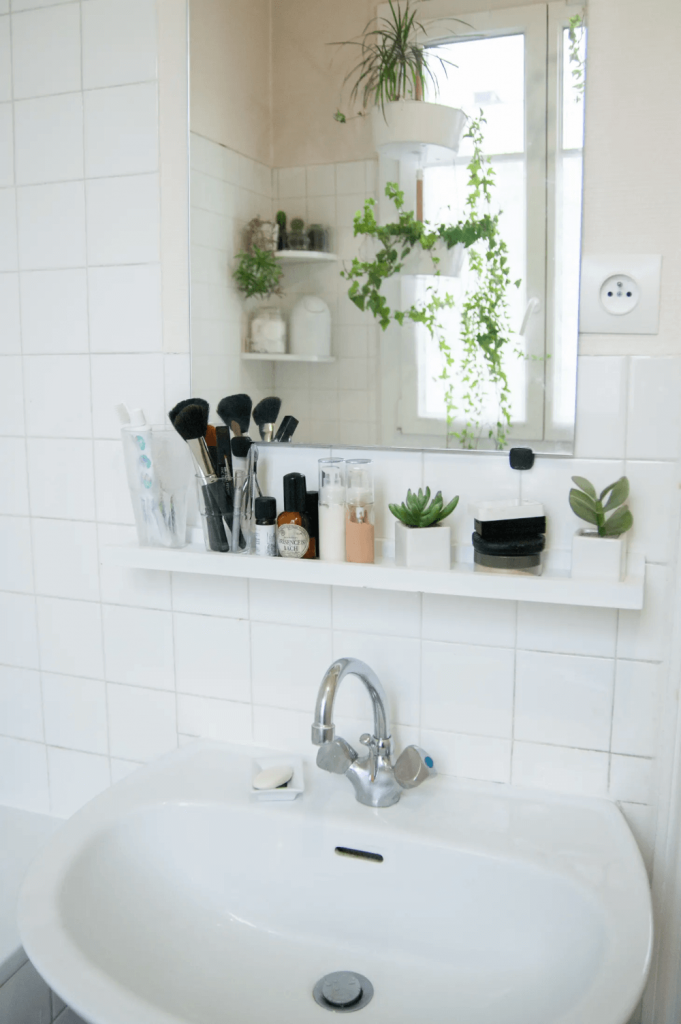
[469,501,546,576]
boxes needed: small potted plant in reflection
[569,475,633,582]
[390,487,459,571]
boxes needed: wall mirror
[189,0,586,453]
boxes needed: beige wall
[190,0,272,164]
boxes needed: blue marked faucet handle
[394,745,436,790]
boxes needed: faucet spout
[311,658,391,747]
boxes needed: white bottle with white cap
[318,458,346,562]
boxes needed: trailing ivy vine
[567,11,586,100]
[342,113,521,448]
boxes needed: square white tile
[103,604,174,689]
[516,602,617,658]
[252,705,311,756]
[99,524,172,610]
[276,166,305,200]
[0,187,18,271]
[249,579,332,629]
[90,354,165,438]
[0,736,49,812]
[24,355,92,437]
[0,437,30,515]
[574,356,627,459]
[512,741,609,798]
[306,164,335,197]
[332,586,420,638]
[32,518,99,601]
[617,564,671,662]
[84,82,158,178]
[27,438,95,520]
[0,591,38,668]
[611,660,660,758]
[625,460,679,564]
[0,958,51,1024]
[20,269,89,353]
[0,17,10,103]
[11,4,81,99]
[177,694,252,745]
[86,174,160,266]
[82,0,157,90]
[171,572,247,618]
[420,729,511,783]
[0,515,33,591]
[331,629,420,727]
[422,593,517,647]
[88,264,162,353]
[174,612,251,701]
[42,672,108,754]
[0,102,13,187]
[0,665,42,741]
[335,161,366,195]
[0,273,20,351]
[627,357,681,460]
[47,746,110,817]
[514,650,614,751]
[111,758,141,783]
[251,621,333,713]
[107,682,177,762]
[36,596,104,679]
[14,93,84,185]
[0,355,24,435]
[93,439,135,525]
[17,182,86,269]
[610,753,653,805]
[421,640,515,738]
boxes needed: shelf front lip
[100,545,645,610]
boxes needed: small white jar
[250,307,286,354]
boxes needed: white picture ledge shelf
[274,250,338,264]
[100,544,645,610]
[241,353,335,363]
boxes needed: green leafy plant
[332,0,461,122]
[567,12,586,100]
[342,113,521,448]
[389,487,459,528]
[233,247,283,300]
[290,218,304,232]
[569,476,633,537]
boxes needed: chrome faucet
[311,658,435,807]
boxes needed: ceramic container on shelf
[289,295,331,357]
[249,307,287,354]
[394,521,451,571]
[571,529,627,582]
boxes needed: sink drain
[313,972,374,1012]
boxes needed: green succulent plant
[290,218,305,232]
[569,475,633,537]
[389,487,459,528]
[276,210,287,228]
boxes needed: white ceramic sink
[19,741,652,1024]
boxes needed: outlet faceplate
[579,254,661,334]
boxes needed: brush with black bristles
[168,400,231,552]
[217,394,252,438]
[230,436,253,551]
[252,396,281,442]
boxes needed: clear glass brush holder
[121,426,192,549]
[195,474,232,553]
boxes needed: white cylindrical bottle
[318,458,346,562]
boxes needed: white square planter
[394,522,451,571]
[571,529,627,582]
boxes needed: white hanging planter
[400,240,465,279]
[371,100,466,166]
[571,529,627,582]
[394,521,451,571]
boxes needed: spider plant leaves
[601,506,633,537]
[571,475,597,500]
[569,489,599,525]
[600,476,629,511]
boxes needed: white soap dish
[251,756,304,801]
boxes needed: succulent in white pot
[390,487,459,571]
[569,475,634,582]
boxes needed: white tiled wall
[0,0,679,919]
[0,956,83,1024]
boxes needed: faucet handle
[317,737,358,775]
[394,746,435,790]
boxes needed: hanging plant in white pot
[390,487,459,571]
[569,476,634,582]
[332,0,467,164]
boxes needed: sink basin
[19,741,652,1024]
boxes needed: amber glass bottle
[277,473,314,559]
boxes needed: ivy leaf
[333,110,347,123]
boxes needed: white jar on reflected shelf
[249,307,286,354]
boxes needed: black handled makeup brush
[252,397,281,442]
[274,415,299,443]
[215,425,232,480]
[217,394,252,438]
[168,401,231,552]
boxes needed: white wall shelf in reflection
[241,353,335,363]
[100,545,645,610]
[274,250,338,264]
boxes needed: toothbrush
[117,405,172,546]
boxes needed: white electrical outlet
[579,254,661,334]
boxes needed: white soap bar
[253,765,294,791]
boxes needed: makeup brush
[168,397,209,427]
[274,415,299,443]
[252,397,282,442]
[168,401,231,552]
[205,424,218,476]
[217,394,252,438]
[215,425,232,480]
[231,436,254,551]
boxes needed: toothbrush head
[217,394,252,436]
